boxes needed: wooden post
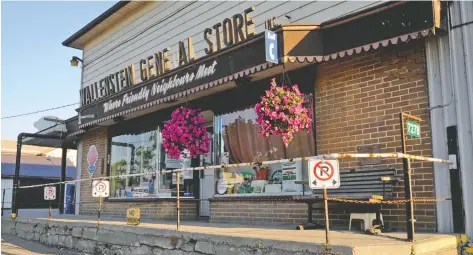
[48,201,52,220]
[323,187,330,254]
[96,197,102,228]
[177,171,181,231]
[400,112,419,242]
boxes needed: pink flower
[254,79,312,147]
[163,107,210,159]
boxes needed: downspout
[11,132,63,218]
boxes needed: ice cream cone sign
[87,145,98,177]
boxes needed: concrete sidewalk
[2,215,460,254]
[2,234,83,255]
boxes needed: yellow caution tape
[326,197,449,204]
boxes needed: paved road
[1,235,84,255]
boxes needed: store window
[109,124,201,199]
[157,147,196,198]
[215,106,315,196]
[109,130,159,198]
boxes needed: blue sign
[265,30,278,64]
[65,184,75,214]
[87,165,96,174]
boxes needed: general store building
[18,0,472,238]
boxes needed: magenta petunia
[162,107,211,159]
[254,78,312,147]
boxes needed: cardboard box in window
[172,173,184,185]
[165,150,191,169]
[265,184,282,194]
[251,180,266,193]
[221,172,244,184]
[132,185,150,198]
[158,189,172,198]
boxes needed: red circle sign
[96,182,106,192]
[46,188,54,196]
[313,161,335,181]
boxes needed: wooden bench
[292,169,398,230]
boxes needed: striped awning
[283,29,434,64]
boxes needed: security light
[70,56,83,67]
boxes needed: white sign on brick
[44,186,56,200]
[92,180,110,198]
[308,159,340,189]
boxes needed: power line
[1,103,79,120]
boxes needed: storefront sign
[203,7,255,54]
[80,33,268,125]
[80,8,257,108]
[103,61,217,114]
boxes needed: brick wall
[315,40,434,231]
[211,200,349,226]
[80,200,198,220]
[210,41,435,231]
[80,128,109,215]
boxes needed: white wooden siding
[80,1,381,88]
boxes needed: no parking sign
[308,159,340,189]
[92,180,110,198]
[44,186,56,200]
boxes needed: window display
[109,130,158,198]
[158,148,196,198]
[215,107,315,196]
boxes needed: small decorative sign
[87,145,98,176]
[126,208,140,225]
[406,120,421,138]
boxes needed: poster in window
[281,161,303,192]
[172,172,184,185]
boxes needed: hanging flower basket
[255,78,312,147]
[162,107,211,159]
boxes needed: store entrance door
[199,131,214,217]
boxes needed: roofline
[62,1,405,49]
[320,1,407,28]
[62,1,131,48]
[65,115,78,122]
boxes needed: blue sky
[1,1,114,140]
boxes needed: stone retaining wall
[1,218,342,255]
[1,217,460,255]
